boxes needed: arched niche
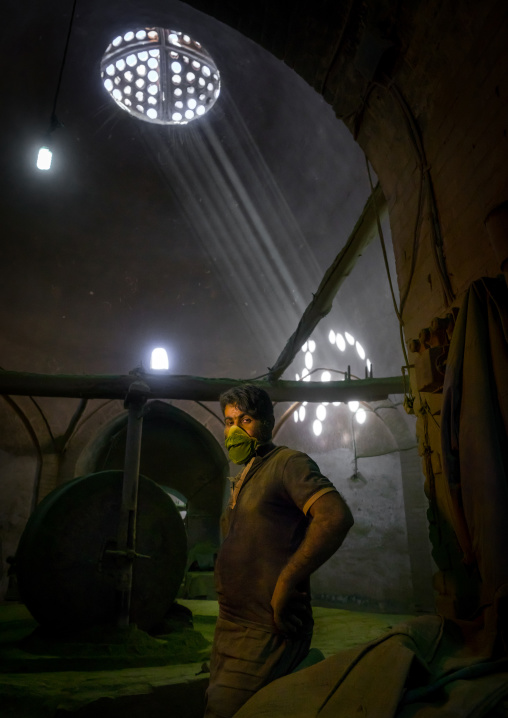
[75,400,228,551]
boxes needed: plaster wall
[183,0,508,618]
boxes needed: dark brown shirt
[215,444,337,631]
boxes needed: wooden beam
[268,183,387,381]
[0,370,404,404]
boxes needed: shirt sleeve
[282,452,338,514]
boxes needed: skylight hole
[101,28,220,125]
[316,405,327,421]
[150,347,169,370]
[336,333,346,352]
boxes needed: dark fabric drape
[441,276,508,607]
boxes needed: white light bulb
[305,352,313,370]
[36,146,52,170]
[328,330,336,344]
[345,332,355,346]
[294,410,299,423]
[356,341,366,360]
[356,408,367,424]
[308,339,316,353]
[299,406,306,421]
[321,371,331,382]
[348,401,359,413]
[150,347,169,370]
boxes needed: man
[204,384,354,718]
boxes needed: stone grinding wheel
[15,470,187,632]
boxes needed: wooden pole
[268,183,387,381]
[0,369,404,404]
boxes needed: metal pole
[115,380,149,628]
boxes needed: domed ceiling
[1,0,403,386]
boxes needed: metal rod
[115,381,148,628]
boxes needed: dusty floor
[0,599,417,717]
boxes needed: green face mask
[225,425,259,465]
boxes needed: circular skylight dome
[100,28,221,125]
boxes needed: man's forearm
[270,492,353,632]
[278,494,353,588]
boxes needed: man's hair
[219,384,275,438]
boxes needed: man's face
[223,404,266,442]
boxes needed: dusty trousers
[204,616,312,718]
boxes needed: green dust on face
[225,425,259,464]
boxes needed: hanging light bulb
[36,146,52,171]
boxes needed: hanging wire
[364,156,415,411]
[47,0,78,134]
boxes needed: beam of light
[37,147,52,170]
[136,87,325,362]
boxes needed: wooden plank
[268,182,387,380]
[0,370,404,404]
